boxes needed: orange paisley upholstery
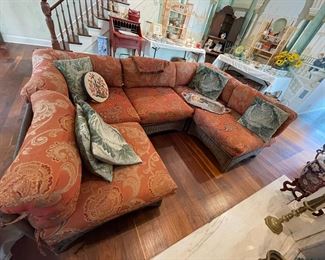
[174,62,198,86]
[0,90,82,229]
[193,109,264,157]
[220,76,243,104]
[21,49,123,100]
[174,86,197,96]
[38,122,177,247]
[121,58,176,88]
[124,87,194,124]
[90,88,140,124]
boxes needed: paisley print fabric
[189,65,229,100]
[79,101,142,166]
[54,57,93,102]
[125,87,194,124]
[238,97,289,141]
[194,109,264,156]
[39,122,177,247]
[21,49,124,100]
[0,90,82,229]
[90,88,140,124]
[75,104,113,182]
[121,58,176,88]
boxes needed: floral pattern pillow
[238,97,289,141]
[79,101,142,166]
[189,64,229,100]
[54,57,93,102]
[75,104,114,182]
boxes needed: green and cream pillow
[79,101,142,166]
[238,97,289,142]
[75,104,113,181]
[54,57,93,102]
[189,64,229,100]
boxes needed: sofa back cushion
[220,76,242,104]
[174,62,198,86]
[21,49,123,100]
[0,90,82,229]
[227,83,261,115]
[121,57,176,88]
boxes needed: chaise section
[90,88,140,124]
[124,87,194,125]
[38,122,177,250]
[193,109,264,157]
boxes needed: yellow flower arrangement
[273,51,303,69]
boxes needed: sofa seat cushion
[38,122,177,247]
[124,87,194,125]
[174,86,198,96]
[0,90,82,229]
[90,88,140,124]
[193,109,264,157]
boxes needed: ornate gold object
[265,193,325,234]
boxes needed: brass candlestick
[265,193,325,234]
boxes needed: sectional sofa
[0,49,297,253]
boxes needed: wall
[0,0,52,46]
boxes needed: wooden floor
[1,43,324,260]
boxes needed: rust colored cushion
[121,58,176,88]
[0,90,82,229]
[90,88,140,124]
[174,62,198,86]
[38,122,177,247]
[193,109,264,157]
[124,87,194,124]
[227,83,261,115]
[21,49,123,100]
[220,76,242,104]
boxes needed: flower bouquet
[273,51,303,69]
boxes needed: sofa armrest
[20,60,69,101]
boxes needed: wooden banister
[41,0,61,50]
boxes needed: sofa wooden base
[188,122,262,172]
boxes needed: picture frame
[152,23,163,36]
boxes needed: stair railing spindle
[78,0,86,34]
[66,0,76,42]
[84,0,90,26]
[55,8,66,50]
[72,0,80,35]
[96,0,100,17]
[90,0,95,26]
[60,3,71,42]
[101,0,104,18]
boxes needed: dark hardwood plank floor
[1,43,324,260]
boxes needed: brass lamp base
[264,216,283,235]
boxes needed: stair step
[87,23,101,29]
[95,14,109,21]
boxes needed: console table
[143,36,206,63]
[213,54,292,96]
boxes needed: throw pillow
[189,64,229,100]
[79,101,142,165]
[238,97,289,141]
[84,72,109,103]
[54,57,93,102]
[75,104,114,182]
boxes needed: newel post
[41,0,61,50]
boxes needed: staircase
[41,0,129,53]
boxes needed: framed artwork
[152,23,163,36]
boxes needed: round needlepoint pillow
[84,72,109,103]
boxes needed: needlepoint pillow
[75,104,114,181]
[84,72,109,103]
[54,57,93,102]
[189,64,229,100]
[238,97,289,141]
[0,90,82,229]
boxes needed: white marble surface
[153,176,297,260]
